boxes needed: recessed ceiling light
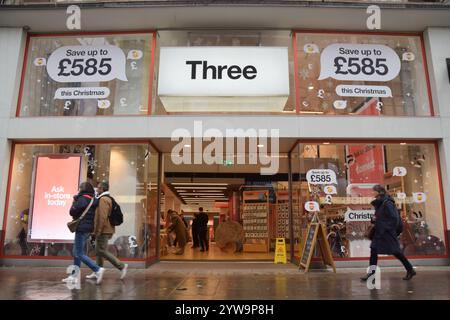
[184,144,191,148]
[257,144,264,148]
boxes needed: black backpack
[104,195,124,226]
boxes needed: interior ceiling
[1,5,450,32]
[151,137,298,153]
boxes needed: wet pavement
[0,263,449,300]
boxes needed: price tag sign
[318,44,401,82]
[306,169,337,185]
[47,45,128,83]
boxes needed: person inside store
[64,182,105,285]
[191,212,200,249]
[361,184,416,282]
[167,209,187,255]
[198,207,209,252]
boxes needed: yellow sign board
[274,238,287,264]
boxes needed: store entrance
[151,138,298,261]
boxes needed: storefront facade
[0,1,450,268]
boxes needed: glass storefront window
[18,32,155,117]
[292,142,447,259]
[2,142,159,261]
[295,32,432,116]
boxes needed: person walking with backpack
[86,181,128,281]
[361,185,416,282]
[63,182,105,285]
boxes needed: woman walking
[361,185,416,281]
[63,182,105,285]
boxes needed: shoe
[62,275,75,283]
[95,267,105,285]
[360,271,375,282]
[120,264,128,280]
[403,269,416,280]
[86,272,97,279]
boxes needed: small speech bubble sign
[396,192,407,200]
[335,85,393,98]
[344,208,375,222]
[324,185,337,195]
[97,99,111,109]
[304,201,320,212]
[34,57,46,66]
[402,52,415,62]
[54,87,110,100]
[303,43,319,54]
[333,100,347,110]
[47,45,127,83]
[413,192,427,203]
[307,169,338,185]
[127,49,143,60]
[393,166,407,177]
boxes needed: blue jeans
[73,232,100,272]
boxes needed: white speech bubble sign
[344,208,375,222]
[47,45,127,83]
[318,43,401,81]
[307,169,338,185]
[304,201,320,212]
[402,52,415,61]
[336,85,393,98]
[127,49,143,60]
[324,185,337,195]
[413,192,427,203]
[393,166,407,177]
[333,100,347,110]
[34,57,46,66]
[303,43,319,54]
[97,99,111,109]
[54,87,110,100]
[396,192,407,200]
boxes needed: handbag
[366,225,376,240]
[67,197,94,233]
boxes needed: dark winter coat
[69,192,99,234]
[197,212,209,232]
[370,195,402,255]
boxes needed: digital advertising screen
[28,155,82,243]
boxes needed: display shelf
[275,191,301,240]
[242,190,270,253]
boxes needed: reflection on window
[292,142,446,259]
[296,32,431,116]
[19,33,154,117]
[3,143,159,260]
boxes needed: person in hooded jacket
[361,185,416,282]
[63,182,105,285]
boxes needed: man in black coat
[197,207,209,252]
[191,212,200,249]
[361,185,416,282]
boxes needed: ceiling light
[172,183,228,186]
[257,144,264,148]
[184,144,191,148]
[174,186,227,190]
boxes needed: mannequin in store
[167,210,187,255]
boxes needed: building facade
[0,1,450,268]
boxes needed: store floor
[0,263,450,300]
[161,242,275,261]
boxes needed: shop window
[18,32,155,117]
[153,30,296,114]
[295,32,432,116]
[292,142,447,259]
[1,143,159,261]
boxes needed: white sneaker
[62,275,75,283]
[86,272,97,279]
[95,267,105,285]
[120,264,128,280]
